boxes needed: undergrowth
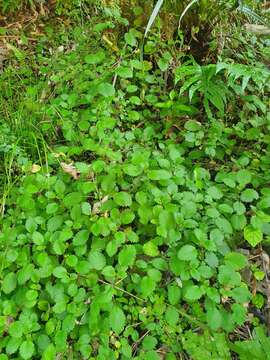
[0,5,270,360]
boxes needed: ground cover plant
[0,0,270,359]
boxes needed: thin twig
[98,279,145,302]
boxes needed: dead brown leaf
[31,164,41,173]
[92,196,109,215]
[60,162,79,180]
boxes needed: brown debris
[60,162,80,180]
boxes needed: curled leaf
[92,195,109,214]
[31,164,41,173]
[60,162,79,180]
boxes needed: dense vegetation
[0,1,270,359]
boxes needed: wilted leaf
[61,162,79,179]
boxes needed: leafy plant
[231,326,270,360]
[0,6,270,359]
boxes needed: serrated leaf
[148,169,172,180]
[73,229,89,246]
[218,265,241,287]
[97,82,115,97]
[114,192,132,207]
[19,340,35,359]
[2,273,17,294]
[123,164,142,176]
[88,251,106,270]
[177,245,197,261]
[85,51,105,64]
[184,120,201,131]
[168,285,181,305]
[240,189,259,203]
[207,186,223,200]
[118,245,136,267]
[143,241,159,257]
[165,306,179,326]
[184,285,203,301]
[110,306,126,334]
[225,252,247,270]
[244,225,263,247]
[236,169,252,187]
[140,276,156,297]
[116,66,133,78]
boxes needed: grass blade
[144,0,165,38]
[178,0,199,29]
[238,3,269,26]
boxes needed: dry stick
[0,35,38,40]
[172,305,208,329]
[98,279,145,302]
[99,279,207,329]
[132,329,150,354]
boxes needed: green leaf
[215,217,233,234]
[236,170,252,187]
[46,203,58,214]
[258,196,270,209]
[143,336,158,350]
[165,306,179,326]
[218,265,241,287]
[116,66,133,78]
[148,170,172,180]
[118,245,136,267]
[144,351,160,360]
[231,303,246,326]
[240,189,259,203]
[158,58,169,72]
[6,337,21,355]
[85,51,105,64]
[9,321,23,338]
[168,285,181,305]
[81,202,91,215]
[124,31,137,46]
[2,273,17,294]
[121,209,135,224]
[19,340,35,359]
[102,266,115,279]
[231,214,247,230]
[47,215,63,232]
[140,276,156,297]
[32,231,44,245]
[143,241,159,257]
[184,285,203,301]
[42,344,56,360]
[63,192,81,208]
[206,305,222,330]
[110,306,126,334]
[88,251,106,270]
[184,120,201,131]
[225,252,247,270]
[123,164,142,176]
[233,201,246,215]
[244,225,263,247]
[73,229,89,246]
[207,186,223,200]
[114,192,132,207]
[0,355,8,360]
[177,245,198,261]
[97,82,115,97]
[231,286,251,303]
[25,217,37,233]
[53,266,67,279]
